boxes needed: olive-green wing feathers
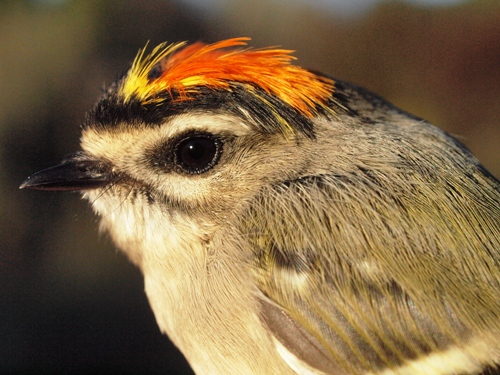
[244,170,500,375]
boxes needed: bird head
[20,37,344,266]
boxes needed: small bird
[21,37,500,375]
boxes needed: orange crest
[120,37,335,119]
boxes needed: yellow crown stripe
[119,38,335,118]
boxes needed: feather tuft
[119,37,335,120]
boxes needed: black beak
[20,152,111,191]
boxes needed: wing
[242,168,500,375]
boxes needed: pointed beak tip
[19,155,111,192]
[19,176,36,190]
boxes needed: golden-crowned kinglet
[21,38,500,375]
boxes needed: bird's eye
[174,134,222,174]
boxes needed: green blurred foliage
[1,0,498,373]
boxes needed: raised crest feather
[119,37,335,119]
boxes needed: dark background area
[1,0,499,373]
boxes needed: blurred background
[1,0,499,373]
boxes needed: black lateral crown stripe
[84,83,322,139]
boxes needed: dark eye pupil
[183,140,210,162]
[175,135,221,174]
